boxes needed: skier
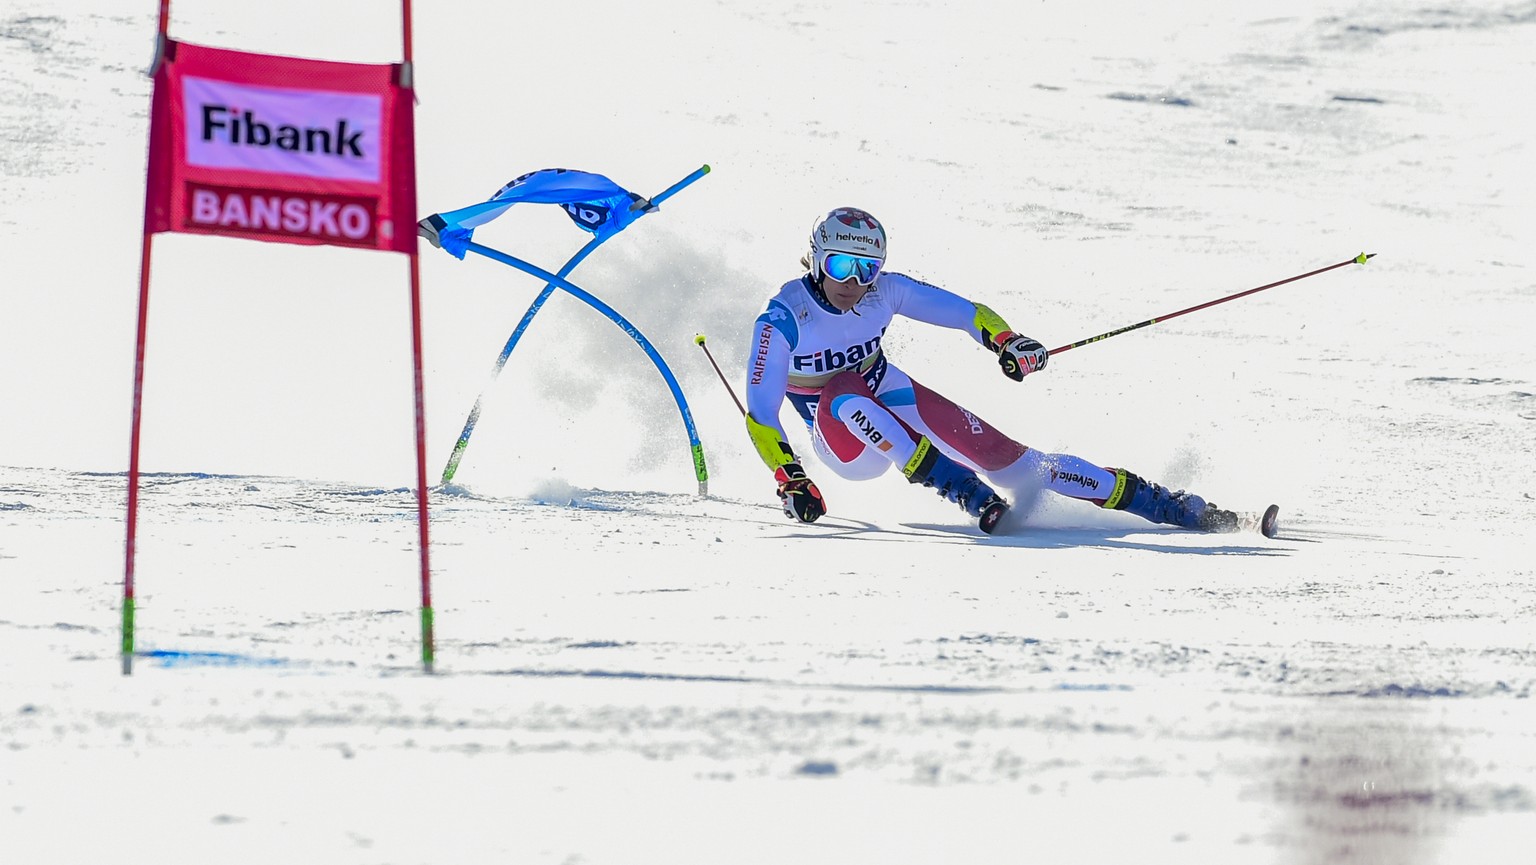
[742,206,1242,535]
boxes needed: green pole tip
[701,164,712,173]
[1355,252,1373,264]
[694,333,707,345]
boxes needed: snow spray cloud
[521,226,764,477]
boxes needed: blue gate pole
[440,165,710,484]
[463,240,710,496]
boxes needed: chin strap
[806,273,830,304]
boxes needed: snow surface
[2,1,1535,863]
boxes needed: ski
[978,498,1009,534]
[1258,503,1280,539]
[1200,503,1280,538]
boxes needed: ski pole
[1049,252,1374,356]
[694,334,746,416]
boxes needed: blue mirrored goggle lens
[823,253,882,284]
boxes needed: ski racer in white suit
[743,207,1238,534]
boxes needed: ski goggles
[821,252,883,285]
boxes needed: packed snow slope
[2,1,1533,863]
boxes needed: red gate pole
[400,0,434,674]
[409,254,434,674]
[123,0,175,677]
[123,233,154,676]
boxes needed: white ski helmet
[807,207,886,281]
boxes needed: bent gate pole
[462,240,710,495]
[440,165,710,485]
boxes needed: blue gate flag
[418,168,653,259]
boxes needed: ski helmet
[808,207,886,282]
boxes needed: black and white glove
[991,331,1049,381]
[773,463,826,523]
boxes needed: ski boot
[903,437,1010,534]
[1105,469,1237,533]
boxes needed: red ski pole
[693,334,746,416]
[1049,252,1374,356]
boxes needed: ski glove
[992,331,1049,381]
[774,463,826,523]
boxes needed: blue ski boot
[903,437,1009,533]
[1104,469,1234,531]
